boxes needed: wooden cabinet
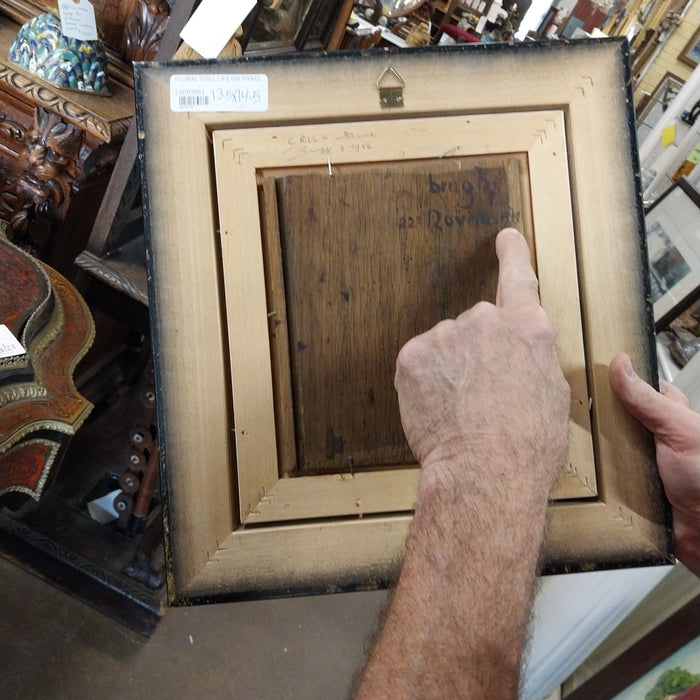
[0,1,173,278]
[0,1,177,633]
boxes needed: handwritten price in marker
[211,87,264,105]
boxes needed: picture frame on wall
[636,71,684,144]
[565,596,700,700]
[680,25,700,67]
[654,295,700,384]
[646,177,700,332]
[136,41,671,604]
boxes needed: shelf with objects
[0,0,366,634]
[347,0,526,47]
[0,13,134,278]
[433,0,524,44]
[345,0,431,46]
[76,0,352,308]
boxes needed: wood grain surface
[273,155,530,473]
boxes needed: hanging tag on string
[57,0,98,41]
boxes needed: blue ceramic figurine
[9,13,110,95]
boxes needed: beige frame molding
[214,112,595,524]
[136,42,672,603]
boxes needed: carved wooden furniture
[0,1,182,631]
[1,1,176,88]
[137,42,670,604]
[0,236,94,502]
[0,1,175,277]
[74,0,352,306]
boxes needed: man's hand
[395,227,570,499]
[610,354,700,576]
[357,229,571,699]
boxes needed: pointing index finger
[495,228,540,309]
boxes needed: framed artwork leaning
[681,25,700,68]
[566,595,700,700]
[135,41,672,604]
[646,176,700,332]
[636,71,684,144]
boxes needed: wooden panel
[274,156,530,472]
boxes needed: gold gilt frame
[135,41,671,604]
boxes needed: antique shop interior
[2,0,700,697]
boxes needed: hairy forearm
[357,230,571,697]
[357,445,554,698]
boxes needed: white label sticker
[179,0,256,59]
[57,0,98,41]
[0,324,26,359]
[170,74,268,113]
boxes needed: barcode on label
[179,95,209,107]
[170,75,269,113]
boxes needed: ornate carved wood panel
[0,237,94,501]
[0,16,134,274]
[0,0,175,85]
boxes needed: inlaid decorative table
[0,235,94,501]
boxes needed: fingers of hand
[495,228,540,310]
[609,353,666,429]
[609,353,698,444]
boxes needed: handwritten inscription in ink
[398,206,521,230]
[285,129,376,158]
[398,168,521,231]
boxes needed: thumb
[659,379,691,408]
[609,353,681,436]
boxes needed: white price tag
[57,0,98,41]
[170,74,268,113]
[0,324,26,359]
